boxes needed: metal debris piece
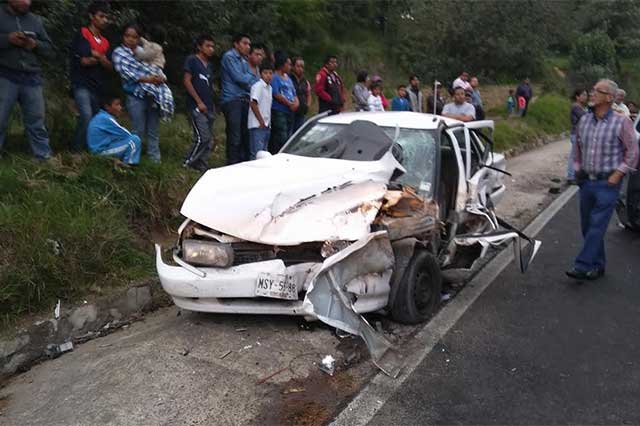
[59,342,74,353]
[54,299,61,319]
[219,350,232,359]
[235,328,247,332]
[319,355,336,376]
[283,387,305,395]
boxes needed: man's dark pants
[292,113,306,133]
[185,109,214,171]
[222,99,249,165]
[574,179,621,272]
[269,110,294,154]
[72,86,99,151]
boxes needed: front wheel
[390,250,443,324]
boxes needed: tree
[569,31,617,88]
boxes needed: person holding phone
[0,0,54,160]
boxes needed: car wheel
[391,250,443,324]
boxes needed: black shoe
[565,268,601,281]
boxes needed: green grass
[492,94,570,152]
[0,111,223,326]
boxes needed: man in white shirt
[248,63,273,160]
[442,87,476,122]
[452,71,472,92]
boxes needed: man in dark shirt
[290,56,310,132]
[0,0,54,159]
[183,34,216,172]
[515,78,533,117]
[69,1,112,151]
[426,82,445,115]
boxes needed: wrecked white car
[156,112,540,375]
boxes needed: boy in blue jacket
[87,94,141,165]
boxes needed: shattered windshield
[283,122,437,197]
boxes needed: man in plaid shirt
[567,79,639,281]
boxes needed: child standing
[517,94,526,116]
[391,85,411,111]
[248,61,274,160]
[368,83,385,112]
[506,89,515,114]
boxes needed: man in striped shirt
[567,79,639,280]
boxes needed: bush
[569,31,617,87]
[524,94,571,134]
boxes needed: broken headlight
[182,239,234,267]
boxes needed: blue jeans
[221,99,250,165]
[574,179,621,272]
[0,77,51,159]
[567,134,576,179]
[126,95,160,162]
[249,127,271,160]
[72,86,99,151]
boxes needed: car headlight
[182,239,234,267]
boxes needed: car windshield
[282,122,437,197]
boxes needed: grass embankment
[489,94,571,152]
[0,111,223,326]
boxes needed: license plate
[255,273,298,300]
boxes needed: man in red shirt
[314,55,345,114]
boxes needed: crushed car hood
[180,152,404,245]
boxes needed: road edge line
[331,186,579,426]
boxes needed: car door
[465,121,507,206]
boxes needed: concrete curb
[0,281,169,383]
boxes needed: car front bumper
[155,245,390,316]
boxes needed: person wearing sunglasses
[566,79,639,281]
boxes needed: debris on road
[219,350,232,359]
[54,299,61,319]
[319,355,336,376]
[256,367,289,385]
[44,341,74,359]
[235,328,247,332]
[282,387,305,394]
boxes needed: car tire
[391,250,443,324]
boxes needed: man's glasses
[592,88,610,95]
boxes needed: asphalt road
[368,194,640,425]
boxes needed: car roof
[318,111,463,130]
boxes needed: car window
[381,128,437,196]
[283,121,437,197]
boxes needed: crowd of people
[0,0,524,169]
